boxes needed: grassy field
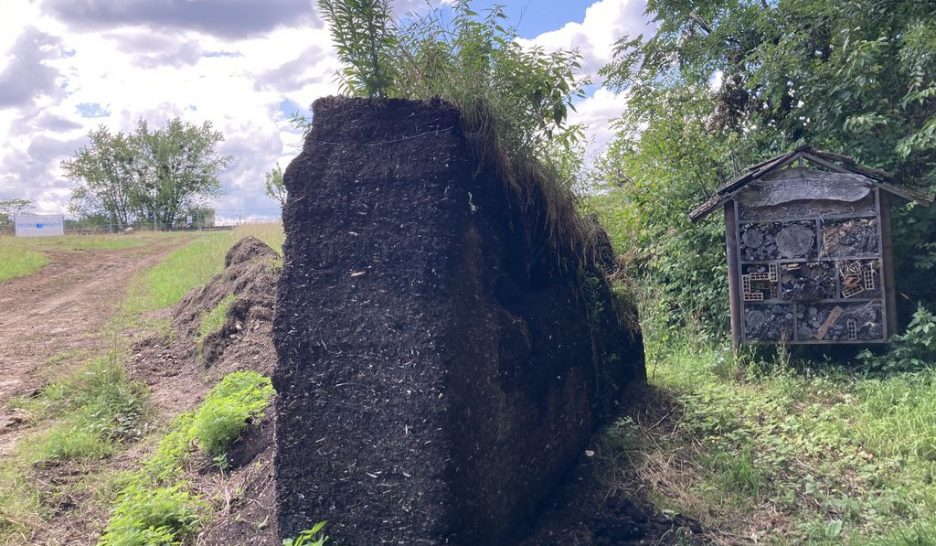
[0,248,47,283]
[0,231,192,283]
[123,224,283,316]
[0,224,283,545]
[606,335,936,545]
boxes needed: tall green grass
[122,233,231,315]
[0,231,193,283]
[123,224,284,316]
[623,338,936,543]
[0,247,47,282]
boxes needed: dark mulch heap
[273,97,646,545]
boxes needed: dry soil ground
[0,241,186,456]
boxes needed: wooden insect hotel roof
[689,146,933,222]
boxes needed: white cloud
[568,87,628,159]
[517,0,651,78]
[518,0,652,157]
[0,1,340,217]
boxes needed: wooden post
[725,201,743,353]
[879,192,898,339]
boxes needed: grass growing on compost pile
[199,294,236,340]
[605,329,936,544]
[98,371,274,546]
[0,224,284,545]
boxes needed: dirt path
[0,240,187,454]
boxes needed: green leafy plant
[190,371,274,457]
[99,371,275,545]
[859,304,936,374]
[283,521,330,546]
[99,484,203,546]
[317,0,396,97]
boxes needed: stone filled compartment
[740,221,817,262]
[795,301,883,342]
[743,303,794,342]
[780,262,836,301]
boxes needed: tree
[63,119,231,229]
[597,0,936,333]
[264,164,288,208]
[131,118,230,227]
[63,127,137,227]
[0,199,32,231]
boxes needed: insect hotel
[689,146,933,348]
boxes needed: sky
[0,0,653,223]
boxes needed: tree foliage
[0,198,33,229]
[595,0,936,335]
[264,164,288,208]
[317,0,397,98]
[64,119,231,228]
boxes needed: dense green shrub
[99,371,275,545]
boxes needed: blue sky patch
[76,102,110,118]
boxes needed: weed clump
[190,371,274,458]
[99,484,202,546]
[19,356,148,464]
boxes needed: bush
[100,372,275,545]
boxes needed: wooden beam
[879,191,898,339]
[724,201,743,353]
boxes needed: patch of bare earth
[0,240,189,456]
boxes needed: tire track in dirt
[0,239,189,455]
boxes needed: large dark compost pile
[273,97,645,545]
